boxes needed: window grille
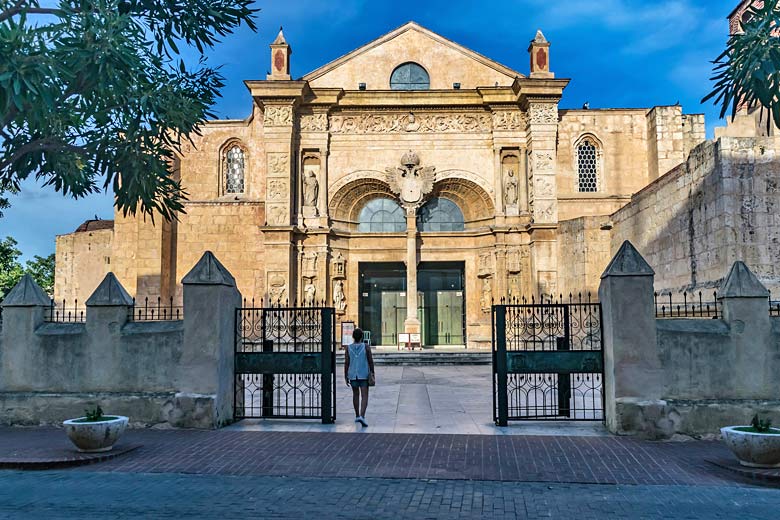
[358,198,406,232]
[224,145,245,194]
[577,139,599,193]
[417,198,465,232]
[390,62,430,90]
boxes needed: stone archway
[328,172,398,230]
[428,173,496,227]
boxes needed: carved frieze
[263,105,293,127]
[534,200,556,222]
[267,153,289,176]
[478,251,494,278]
[528,103,558,125]
[492,110,527,131]
[330,112,492,134]
[300,113,328,132]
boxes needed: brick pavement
[0,470,778,519]
[0,427,745,486]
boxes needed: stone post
[180,251,242,428]
[718,261,772,398]
[598,241,670,438]
[0,274,51,390]
[85,273,134,388]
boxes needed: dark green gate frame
[492,300,605,426]
[234,306,335,424]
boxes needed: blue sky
[2,0,734,260]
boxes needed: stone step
[336,351,492,365]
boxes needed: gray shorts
[350,379,369,388]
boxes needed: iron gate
[234,305,335,423]
[492,296,604,425]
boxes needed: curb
[0,444,141,471]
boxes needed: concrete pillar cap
[601,241,655,279]
[1,274,50,307]
[85,273,133,306]
[719,261,769,299]
[182,251,236,287]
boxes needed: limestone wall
[556,216,611,297]
[54,228,113,303]
[610,136,780,294]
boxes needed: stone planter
[63,416,129,453]
[721,426,780,468]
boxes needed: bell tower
[528,29,553,79]
[268,27,291,80]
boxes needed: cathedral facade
[55,23,708,348]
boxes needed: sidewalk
[0,426,750,486]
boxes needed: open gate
[234,305,335,423]
[492,296,604,425]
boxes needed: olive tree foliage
[0,1,258,221]
[704,0,780,130]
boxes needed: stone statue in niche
[480,277,492,312]
[303,278,317,306]
[333,280,346,313]
[303,169,319,214]
[504,169,518,206]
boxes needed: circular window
[390,62,430,90]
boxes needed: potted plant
[721,414,780,468]
[63,406,129,453]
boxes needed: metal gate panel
[493,297,604,425]
[235,306,335,423]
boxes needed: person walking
[344,327,375,427]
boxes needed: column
[404,207,420,334]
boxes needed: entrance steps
[336,351,492,365]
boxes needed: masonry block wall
[0,252,240,429]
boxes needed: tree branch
[0,137,87,172]
[0,2,70,24]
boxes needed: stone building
[56,22,722,348]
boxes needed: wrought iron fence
[654,291,720,319]
[493,293,604,423]
[129,296,183,321]
[46,299,86,323]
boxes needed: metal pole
[495,304,509,427]
[320,307,334,424]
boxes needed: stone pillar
[85,273,133,386]
[598,241,670,439]
[180,251,242,428]
[404,208,421,334]
[718,261,773,398]
[0,274,51,390]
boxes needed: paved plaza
[234,364,606,435]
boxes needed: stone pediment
[304,22,522,90]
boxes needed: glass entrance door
[419,262,465,346]
[359,262,406,346]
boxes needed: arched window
[223,144,245,194]
[358,198,406,232]
[390,62,430,90]
[576,138,600,193]
[417,198,465,232]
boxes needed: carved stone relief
[506,250,522,274]
[300,113,327,132]
[301,252,318,276]
[268,272,288,306]
[331,252,346,280]
[533,152,554,172]
[267,179,287,201]
[534,200,556,222]
[303,277,317,306]
[492,111,527,131]
[480,277,492,312]
[384,150,436,209]
[263,105,293,127]
[508,274,521,298]
[478,252,494,278]
[330,112,492,134]
[267,153,289,176]
[535,176,555,198]
[267,204,288,226]
[528,103,558,124]
[538,271,558,299]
